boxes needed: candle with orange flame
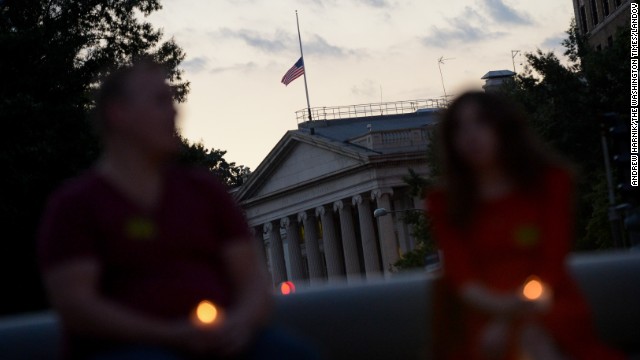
[522,277,544,301]
[193,300,219,326]
[520,275,552,304]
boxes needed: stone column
[299,211,324,283]
[281,216,305,282]
[352,194,381,276]
[250,226,268,265]
[393,197,411,254]
[411,196,425,252]
[264,222,287,285]
[333,200,361,279]
[372,188,400,274]
[413,196,424,211]
[316,205,345,281]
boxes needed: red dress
[426,167,623,360]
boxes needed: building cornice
[238,150,428,209]
[235,130,381,201]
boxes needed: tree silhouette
[0,0,243,315]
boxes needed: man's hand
[164,321,211,355]
[171,239,273,357]
[210,312,255,356]
[186,312,254,357]
[217,239,273,344]
[167,312,254,357]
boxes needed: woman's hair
[435,91,569,227]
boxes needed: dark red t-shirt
[37,165,250,357]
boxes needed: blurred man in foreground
[37,60,317,360]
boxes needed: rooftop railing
[295,98,448,123]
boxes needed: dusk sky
[148,0,574,170]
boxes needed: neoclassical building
[235,100,444,286]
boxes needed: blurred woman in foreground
[426,91,624,360]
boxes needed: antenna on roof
[511,50,521,73]
[437,56,454,102]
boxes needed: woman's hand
[460,282,552,318]
[460,282,526,317]
[519,322,566,360]
[479,318,510,360]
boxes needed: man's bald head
[94,60,169,134]
[94,60,179,158]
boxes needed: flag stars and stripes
[281,57,305,86]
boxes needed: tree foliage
[396,20,630,270]
[178,137,251,188]
[393,168,435,271]
[0,0,244,315]
[503,20,630,250]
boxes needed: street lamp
[373,208,421,218]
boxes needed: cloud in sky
[296,0,392,8]
[221,0,392,9]
[422,23,507,48]
[541,33,566,50]
[304,34,363,57]
[181,57,209,73]
[482,0,533,25]
[210,61,257,74]
[420,2,531,48]
[218,28,292,54]
[422,7,506,48]
[216,28,363,58]
[351,79,378,97]
[358,0,390,8]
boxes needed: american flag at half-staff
[283,10,313,121]
[281,57,305,86]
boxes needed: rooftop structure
[481,70,516,92]
[294,98,448,123]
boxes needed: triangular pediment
[255,141,362,197]
[237,132,368,201]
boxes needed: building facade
[572,0,631,50]
[235,100,444,286]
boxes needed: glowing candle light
[195,300,218,325]
[521,276,545,301]
[280,281,296,295]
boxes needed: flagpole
[296,10,313,122]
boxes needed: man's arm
[223,238,273,327]
[206,238,273,355]
[43,259,189,347]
